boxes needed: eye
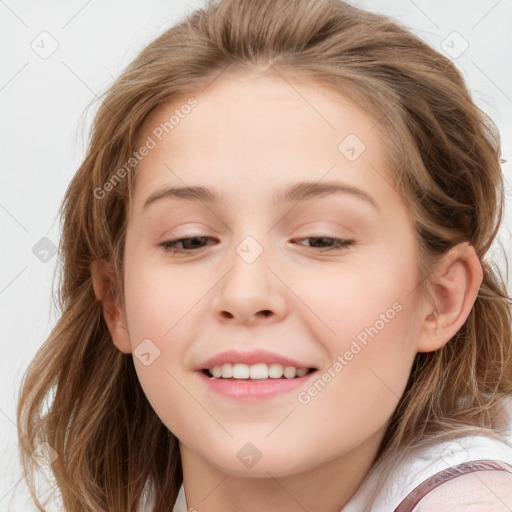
[159,235,354,254]
[159,236,215,254]
[294,236,355,252]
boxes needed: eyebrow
[142,180,379,211]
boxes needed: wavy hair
[17,0,512,510]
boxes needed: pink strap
[394,459,512,512]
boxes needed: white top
[342,434,512,511]
[163,434,512,512]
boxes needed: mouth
[195,349,319,400]
[201,363,317,380]
[197,364,319,401]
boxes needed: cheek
[298,257,418,413]
[327,264,418,383]
[121,261,194,401]
[291,300,418,459]
[123,259,203,342]
[292,256,413,343]
[122,263,196,430]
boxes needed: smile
[198,365,318,401]
[204,362,315,379]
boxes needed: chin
[200,441,319,478]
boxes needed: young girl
[16,0,512,510]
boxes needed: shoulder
[414,470,512,511]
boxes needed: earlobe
[90,260,132,354]
[416,242,483,353]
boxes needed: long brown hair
[17,0,512,510]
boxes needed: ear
[416,242,483,353]
[90,259,132,354]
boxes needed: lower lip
[197,370,317,401]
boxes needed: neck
[179,428,384,512]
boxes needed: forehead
[130,70,394,213]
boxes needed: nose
[211,244,288,325]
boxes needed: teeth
[207,363,311,379]
[268,363,283,378]
[232,364,250,379]
[250,363,268,379]
[221,363,233,378]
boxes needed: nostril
[260,310,272,317]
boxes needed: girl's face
[118,70,429,477]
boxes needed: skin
[92,68,484,512]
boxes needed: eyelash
[159,236,355,254]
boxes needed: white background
[1,0,511,509]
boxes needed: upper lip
[196,349,317,370]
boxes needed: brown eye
[160,236,215,253]
[295,237,355,251]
